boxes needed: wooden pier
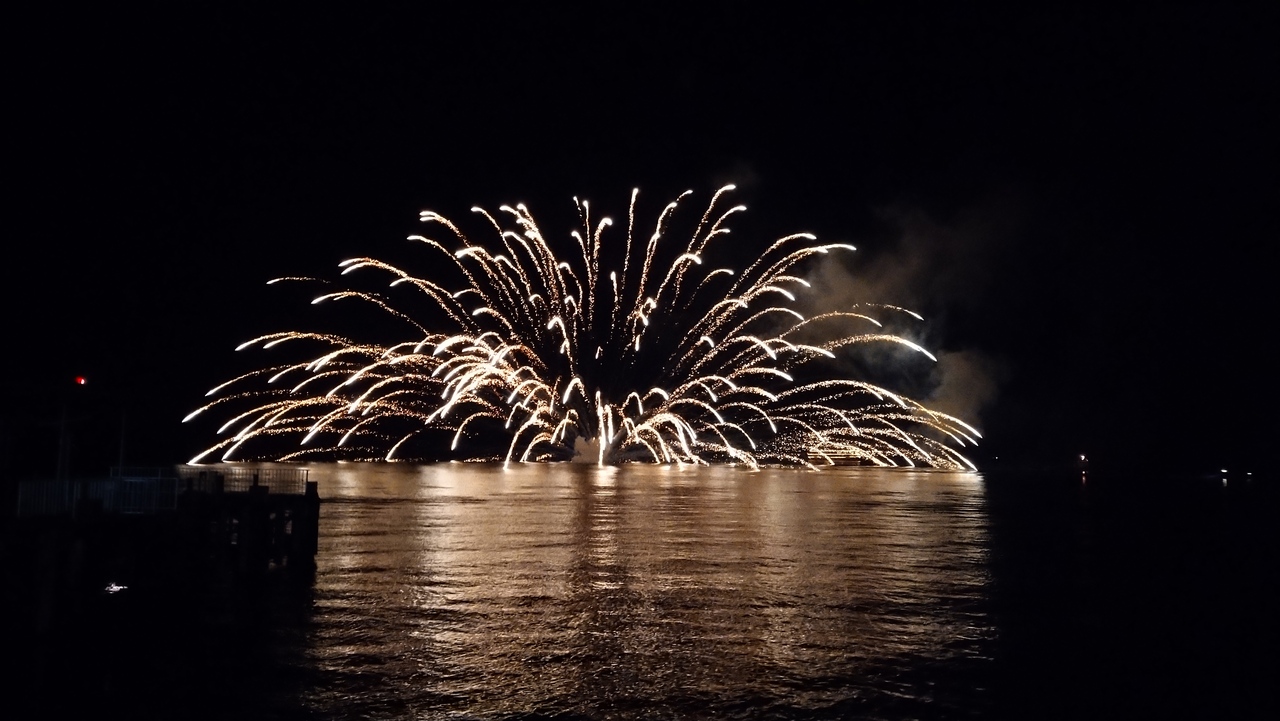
[13,465,320,575]
[6,465,321,642]
[4,467,322,712]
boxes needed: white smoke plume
[801,193,1021,432]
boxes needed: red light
[75,376,87,385]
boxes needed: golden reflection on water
[301,463,992,717]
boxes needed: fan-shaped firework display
[186,187,979,469]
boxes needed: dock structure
[6,467,323,700]
[173,466,321,575]
[11,465,320,583]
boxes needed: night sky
[7,4,1275,478]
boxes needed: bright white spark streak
[187,187,979,469]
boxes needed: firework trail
[186,187,980,469]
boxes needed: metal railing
[177,466,310,495]
[14,466,313,517]
[15,477,180,516]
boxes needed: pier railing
[176,466,310,495]
[16,477,181,516]
[14,466,312,517]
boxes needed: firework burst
[186,186,980,469]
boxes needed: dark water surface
[13,464,1276,719]
[307,464,995,720]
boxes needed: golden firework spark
[186,187,980,469]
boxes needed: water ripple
[292,464,995,719]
